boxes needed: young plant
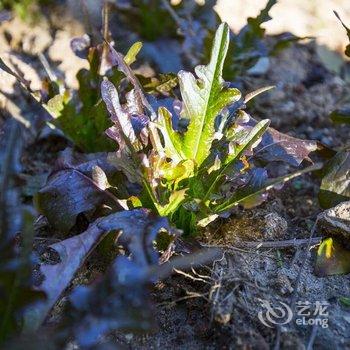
[43,39,145,153]
[100,23,317,235]
[318,12,350,209]
[314,13,350,278]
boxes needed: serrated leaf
[179,23,241,165]
[314,237,350,277]
[238,115,317,166]
[201,119,270,203]
[224,119,270,165]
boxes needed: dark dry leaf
[68,256,156,347]
[319,151,350,209]
[35,150,122,233]
[0,120,45,344]
[68,245,219,348]
[29,209,167,330]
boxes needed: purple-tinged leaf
[70,35,91,59]
[69,245,219,347]
[29,209,169,330]
[237,115,317,166]
[0,10,11,23]
[106,41,155,118]
[35,150,122,233]
[70,256,156,347]
[101,78,137,149]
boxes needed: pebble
[317,201,350,243]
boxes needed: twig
[291,220,319,308]
[173,268,211,284]
[38,53,57,82]
[273,325,281,350]
[201,237,322,251]
[306,324,318,350]
[100,1,110,75]
[240,237,322,250]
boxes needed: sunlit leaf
[179,23,241,165]
[314,237,350,276]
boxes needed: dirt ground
[217,0,350,53]
[1,1,350,349]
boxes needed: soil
[1,3,350,349]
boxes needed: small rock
[317,201,350,243]
[124,333,134,342]
[264,212,288,239]
[247,57,270,76]
[343,316,350,324]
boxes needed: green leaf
[314,237,350,277]
[245,0,277,41]
[124,41,143,65]
[224,119,270,165]
[334,11,350,57]
[142,73,178,95]
[319,151,350,209]
[202,119,270,202]
[156,107,184,161]
[214,163,322,214]
[179,22,241,166]
[330,107,350,124]
[157,189,187,217]
[339,296,350,307]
